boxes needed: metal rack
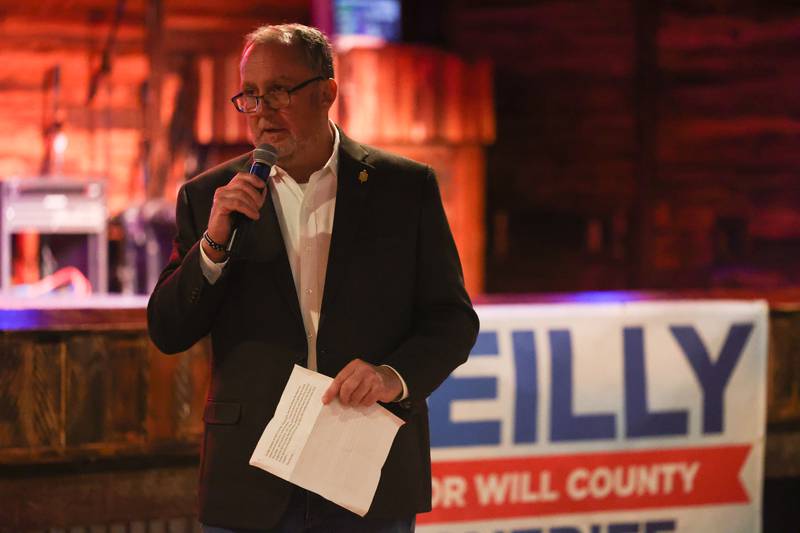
[0,178,108,293]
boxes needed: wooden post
[144,0,166,200]
[631,0,661,288]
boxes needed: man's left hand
[322,359,402,406]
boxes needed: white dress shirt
[199,125,407,399]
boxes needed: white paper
[249,364,405,516]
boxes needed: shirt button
[307,332,313,338]
[305,288,313,294]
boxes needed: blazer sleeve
[382,166,480,401]
[147,185,230,354]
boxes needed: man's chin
[255,137,294,160]
[257,129,291,146]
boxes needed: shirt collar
[321,120,340,179]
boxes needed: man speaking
[148,23,478,533]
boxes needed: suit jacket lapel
[228,129,372,337]
[320,131,373,322]
[232,155,303,326]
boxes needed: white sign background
[419,300,768,533]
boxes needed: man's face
[240,41,332,165]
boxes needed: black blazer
[147,129,479,529]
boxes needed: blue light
[0,309,46,331]
[558,291,652,304]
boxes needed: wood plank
[0,334,62,449]
[0,464,198,531]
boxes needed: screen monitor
[331,0,402,49]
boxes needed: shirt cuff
[380,365,409,402]
[199,241,228,284]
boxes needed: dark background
[405,0,800,295]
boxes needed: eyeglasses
[231,76,326,113]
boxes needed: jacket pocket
[203,400,242,425]
[380,398,416,422]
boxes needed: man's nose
[251,104,279,128]
[256,102,278,117]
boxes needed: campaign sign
[419,301,767,533]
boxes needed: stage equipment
[114,199,174,295]
[0,178,108,293]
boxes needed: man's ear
[320,78,338,109]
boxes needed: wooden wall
[0,4,492,295]
[3,0,797,295]
[445,0,800,293]
[0,307,208,531]
[657,9,800,287]
[447,0,636,292]
[0,1,307,213]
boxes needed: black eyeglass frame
[230,76,327,113]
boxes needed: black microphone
[226,143,278,256]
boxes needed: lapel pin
[358,170,369,184]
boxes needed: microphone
[226,143,278,256]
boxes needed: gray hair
[243,23,334,79]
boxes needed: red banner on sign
[420,445,751,524]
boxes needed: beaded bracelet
[202,230,227,252]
